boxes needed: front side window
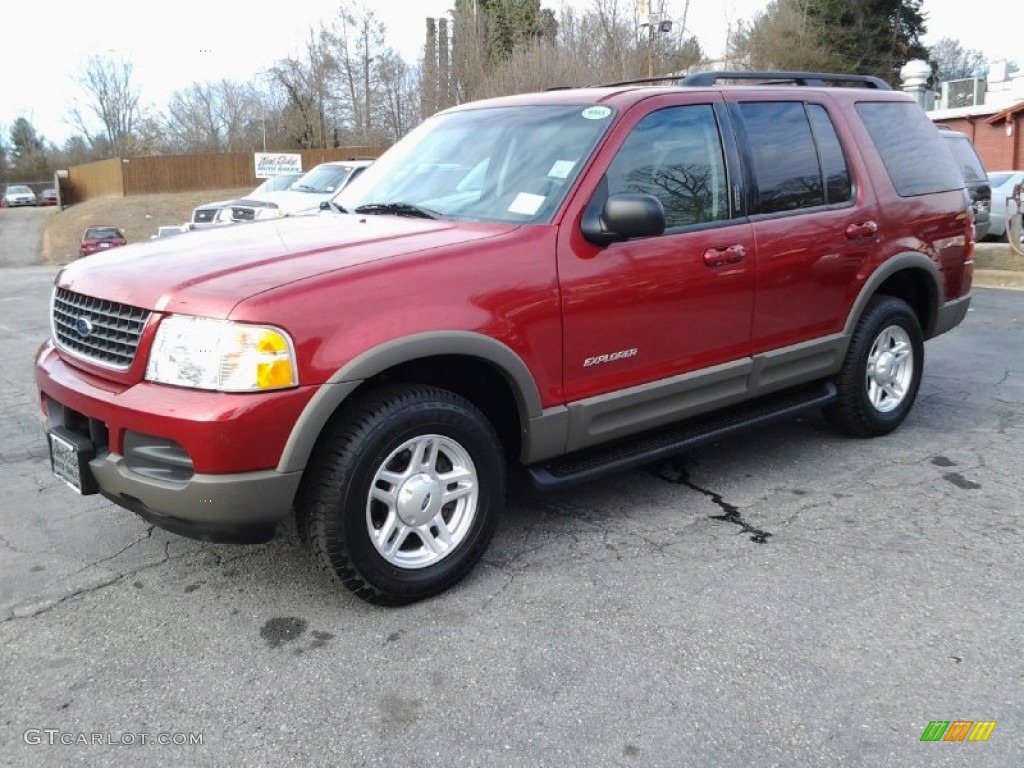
[604,104,730,229]
[336,105,614,224]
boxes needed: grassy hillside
[43,188,250,264]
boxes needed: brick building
[925,65,1024,171]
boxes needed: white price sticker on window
[508,192,545,216]
[548,160,575,179]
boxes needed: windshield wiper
[293,184,319,192]
[354,202,440,220]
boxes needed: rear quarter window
[855,102,963,197]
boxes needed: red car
[39,188,59,206]
[37,71,973,605]
[79,226,127,257]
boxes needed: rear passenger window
[855,102,963,196]
[738,102,850,214]
[604,105,730,229]
[807,105,852,203]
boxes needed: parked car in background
[3,185,37,207]
[986,170,1024,242]
[212,199,284,225]
[38,188,59,206]
[190,172,301,229]
[257,160,372,214]
[152,224,193,239]
[938,127,991,240]
[191,163,371,228]
[79,226,127,257]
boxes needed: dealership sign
[254,153,302,178]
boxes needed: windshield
[942,135,987,184]
[335,104,614,224]
[257,174,302,193]
[988,172,1018,189]
[85,228,121,240]
[292,165,356,194]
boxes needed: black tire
[296,384,505,605]
[824,296,924,438]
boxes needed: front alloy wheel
[367,434,479,569]
[298,385,505,605]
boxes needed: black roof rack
[680,71,891,90]
[596,75,687,88]
[561,71,892,92]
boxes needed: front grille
[231,206,256,221]
[53,288,151,369]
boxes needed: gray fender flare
[277,332,546,473]
[844,252,943,339]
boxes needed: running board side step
[526,381,837,491]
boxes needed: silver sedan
[987,170,1024,241]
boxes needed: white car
[189,163,371,228]
[190,173,300,229]
[3,185,37,207]
[257,160,372,214]
[987,170,1024,242]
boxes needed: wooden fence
[61,147,386,205]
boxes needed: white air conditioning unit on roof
[942,78,986,108]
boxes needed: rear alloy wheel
[825,296,924,438]
[298,385,505,605]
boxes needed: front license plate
[47,429,98,495]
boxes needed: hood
[56,214,519,318]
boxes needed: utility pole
[641,0,671,77]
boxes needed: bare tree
[329,3,394,144]
[67,54,142,157]
[451,0,490,103]
[269,28,337,149]
[929,37,987,83]
[161,80,264,153]
[423,18,439,117]
[375,50,419,141]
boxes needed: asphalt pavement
[0,212,1021,767]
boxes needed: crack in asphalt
[1,538,174,624]
[647,459,773,544]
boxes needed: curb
[973,269,1024,291]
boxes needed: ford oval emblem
[75,317,94,338]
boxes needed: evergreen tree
[804,0,928,83]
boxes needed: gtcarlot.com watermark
[24,729,203,747]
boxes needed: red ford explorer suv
[36,72,973,604]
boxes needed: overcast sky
[0,0,1014,147]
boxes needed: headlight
[253,206,283,220]
[145,316,298,392]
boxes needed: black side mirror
[319,200,332,211]
[582,192,665,245]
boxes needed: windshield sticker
[548,160,576,179]
[581,106,612,120]
[508,192,546,216]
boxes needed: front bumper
[92,456,302,543]
[36,341,314,543]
